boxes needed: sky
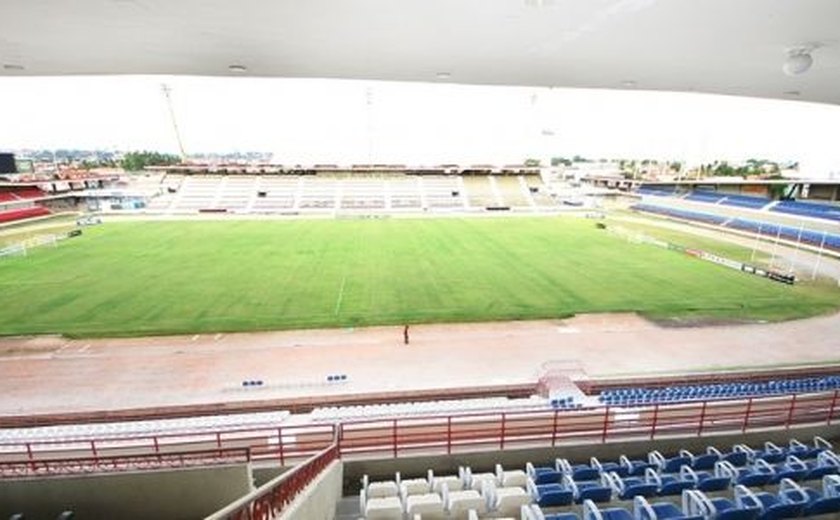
[1,75,839,176]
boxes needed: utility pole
[161,84,187,162]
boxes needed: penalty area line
[334,275,348,316]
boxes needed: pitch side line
[334,275,347,316]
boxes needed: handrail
[205,442,339,520]
[0,390,836,479]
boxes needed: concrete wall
[252,465,289,487]
[278,461,343,520]
[343,424,840,494]
[0,464,253,520]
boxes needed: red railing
[207,443,339,520]
[0,447,252,479]
[0,391,837,478]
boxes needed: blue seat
[634,496,704,520]
[604,472,658,500]
[752,479,809,520]
[645,468,696,497]
[683,487,762,520]
[717,460,774,487]
[650,451,693,474]
[532,483,574,507]
[801,474,840,513]
[583,499,633,520]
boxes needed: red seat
[0,206,51,223]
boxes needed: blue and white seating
[604,471,659,500]
[482,479,533,516]
[683,487,762,520]
[716,460,775,488]
[750,478,809,520]
[798,475,840,516]
[527,476,574,507]
[634,494,705,520]
[582,498,635,520]
[645,467,697,497]
[563,472,614,504]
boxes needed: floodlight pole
[161,84,187,162]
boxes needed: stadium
[2,1,840,520]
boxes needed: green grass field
[0,217,837,337]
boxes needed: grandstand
[629,182,840,253]
[140,170,556,215]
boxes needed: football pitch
[0,217,837,337]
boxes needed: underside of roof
[1,0,839,104]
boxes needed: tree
[121,151,180,172]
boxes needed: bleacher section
[463,176,500,207]
[720,195,771,210]
[727,219,840,250]
[349,436,839,519]
[686,191,726,204]
[599,376,840,407]
[632,202,840,252]
[632,204,729,226]
[772,200,840,222]
[145,174,558,214]
[0,206,51,224]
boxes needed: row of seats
[356,437,835,519]
[361,464,533,518]
[525,438,836,507]
[599,376,840,406]
[0,206,51,224]
[772,200,840,222]
[727,219,840,251]
[632,204,730,226]
[524,475,840,520]
[0,410,291,445]
[637,189,772,210]
[310,396,548,421]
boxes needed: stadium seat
[645,467,697,497]
[527,461,563,485]
[361,474,398,498]
[582,498,634,520]
[396,471,430,496]
[527,477,574,507]
[481,479,532,516]
[716,460,775,487]
[633,495,704,520]
[603,471,659,500]
[360,490,402,520]
[799,475,840,516]
[441,482,486,518]
[563,473,613,504]
[496,463,528,488]
[750,478,809,520]
[683,487,762,520]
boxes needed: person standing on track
[403,324,410,345]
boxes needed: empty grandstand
[140,168,557,215]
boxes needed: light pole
[161,84,187,162]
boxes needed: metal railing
[206,443,339,520]
[0,390,837,479]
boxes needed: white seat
[495,464,528,488]
[367,481,398,498]
[492,487,532,516]
[469,472,497,491]
[364,496,402,520]
[405,493,444,519]
[432,475,463,493]
[400,478,430,496]
[445,489,486,519]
